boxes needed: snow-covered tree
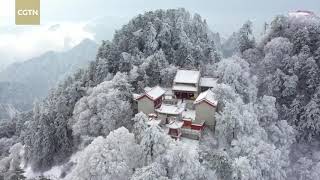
[96,8,221,74]
[164,143,206,180]
[215,99,244,147]
[160,65,178,87]
[238,21,255,53]
[140,125,173,165]
[254,96,278,127]
[214,56,257,102]
[106,72,134,101]
[0,119,16,139]
[299,88,320,141]
[67,127,141,180]
[132,112,148,143]
[200,148,231,180]
[119,52,134,72]
[221,32,240,57]
[0,137,17,158]
[261,37,293,74]
[254,13,320,142]
[143,22,158,56]
[145,51,167,86]
[292,27,311,54]
[24,101,57,172]
[214,83,292,180]
[231,135,286,180]
[0,143,23,174]
[290,157,320,180]
[210,83,239,107]
[72,80,132,137]
[299,57,320,96]
[184,54,196,69]
[131,162,168,180]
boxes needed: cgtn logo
[17,9,39,16]
[15,0,40,25]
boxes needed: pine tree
[292,27,311,54]
[25,101,56,172]
[300,89,320,141]
[238,21,255,53]
[140,125,172,165]
[132,112,148,143]
[300,57,320,96]
[119,52,133,73]
[184,54,196,69]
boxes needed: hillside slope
[0,39,98,113]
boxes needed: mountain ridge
[0,38,98,114]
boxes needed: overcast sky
[0,0,319,68]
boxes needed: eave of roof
[136,86,166,101]
[194,90,218,107]
[200,77,218,87]
[155,104,185,115]
[172,84,198,92]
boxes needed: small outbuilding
[167,121,184,139]
[200,77,218,92]
[194,89,218,129]
[155,103,185,124]
[135,86,166,115]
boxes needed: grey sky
[1,0,320,35]
[0,0,319,68]
[41,0,320,35]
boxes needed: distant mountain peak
[77,38,97,47]
[48,24,61,31]
[68,38,98,54]
[0,38,99,114]
[288,10,318,19]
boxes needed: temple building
[194,89,218,129]
[134,86,166,115]
[172,70,200,99]
[134,69,219,140]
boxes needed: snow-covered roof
[167,121,184,129]
[155,103,185,115]
[172,84,198,92]
[133,93,141,100]
[146,86,166,100]
[174,70,200,84]
[144,87,152,92]
[136,86,166,101]
[289,10,315,18]
[200,77,218,88]
[146,119,162,126]
[194,90,218,107]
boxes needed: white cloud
[0,22,94,68]
[0,0,14,18]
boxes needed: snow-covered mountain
[1,9,320,180]
[0,104,19,120]
[0,39,98,114]
[0,81,34,116]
